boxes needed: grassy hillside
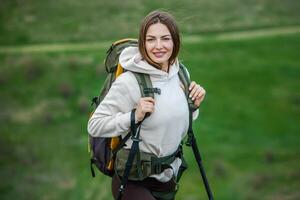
[0,0,299,199]
[0,33,299,199]
[0,0,300,45]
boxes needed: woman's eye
[146,38,154,42]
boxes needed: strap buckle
[144,87,161,95]
[131,137,142,142]
[153,163,162,174]
[152,162,173,174]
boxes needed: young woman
[88,10,206,200]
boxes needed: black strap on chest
[116,109,142,200]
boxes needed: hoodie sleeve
[87,72,139,137]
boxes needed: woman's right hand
[135,97,155,122]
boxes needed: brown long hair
[138,10,181,69]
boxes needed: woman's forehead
[146,23,171,37]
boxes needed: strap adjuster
[144,87,161,95]
[153,163,162,174]
[131,137,142,142]
[152,163,172,174]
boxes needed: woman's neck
[160,62,170,73]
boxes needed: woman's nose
[155,40,163,49]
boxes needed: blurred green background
[0,0,300,199]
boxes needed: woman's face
[145,23,174,70]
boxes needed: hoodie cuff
[115,112,131,133]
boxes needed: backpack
[88,38,214,199]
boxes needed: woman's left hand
[189,81,206,107]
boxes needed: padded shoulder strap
[178,63,190,96]
[133,72,158,99]
[178,63,198,112]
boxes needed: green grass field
[0,0,300,200]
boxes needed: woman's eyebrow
[146,34,171,38]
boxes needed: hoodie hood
[119,46,179,80]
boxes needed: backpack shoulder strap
[178,63,198,112]
[132,72,161,98]
[116,73,159,199]
[178,63,199,146]
[178,63,190,91]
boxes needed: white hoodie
[88,46,198,182]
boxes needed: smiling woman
[87,10,206,200]
[145,23,174,72]
[138,11,180,73]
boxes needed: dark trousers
[111,174,176,200]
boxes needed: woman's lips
[153,52,165,58]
